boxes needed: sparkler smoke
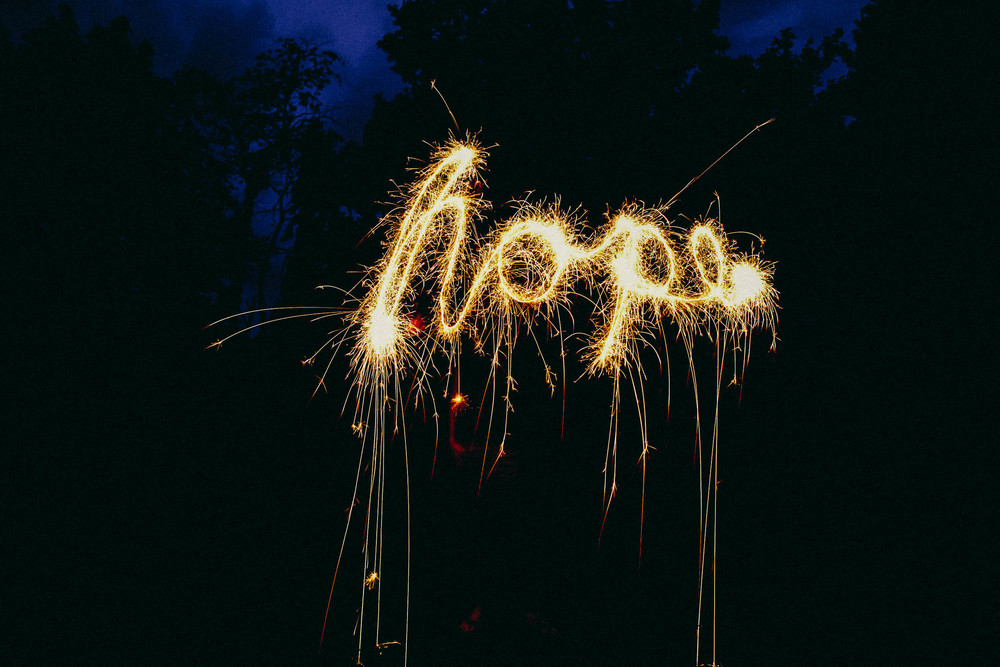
[209,133,777,665]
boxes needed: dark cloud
[183,1,276,78]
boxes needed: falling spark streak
[209,132,777,665]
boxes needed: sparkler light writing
[353,138,775,385]
[209,131,777,666]
[338,137,776,664]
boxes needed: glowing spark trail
[352,140,775,382]
[209,131,777,666]
[343,138,775,665]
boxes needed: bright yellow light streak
[211,134,777,667]
[353,139,776,384]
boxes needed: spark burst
[209,131,777,666]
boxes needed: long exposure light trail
[353,140,775,383]
[209,130,777,667]
[343,136,776,666]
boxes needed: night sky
[4,2,990,665]
[1,0,868,140]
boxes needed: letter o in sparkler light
[629,224,678,299]
[689,226,727,301]
[496,219,572,304]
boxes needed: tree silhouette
[365,0,729,211]
[2,6,219,335]
[224,38,342,314]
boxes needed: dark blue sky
[2,0,869,138]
